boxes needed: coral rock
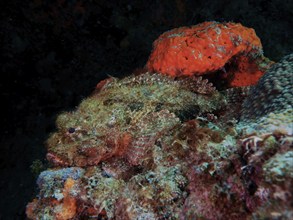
[26,168,84,219]
[27,29,292,219]
[241,53,293,122]
[238,53,293,135]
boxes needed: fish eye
[68,127,76,133]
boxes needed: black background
[0,0,292,219]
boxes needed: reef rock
[238,53,293,135]
[26,23,292,219]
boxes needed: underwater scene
[26,22,292,219]
[1,1,292,219]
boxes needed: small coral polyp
[147,21,272,87]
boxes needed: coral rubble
[26,22,292,219]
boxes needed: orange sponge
[146,21,270,87]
